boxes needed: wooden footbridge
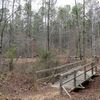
[59,61,97,98]
[35,60,97,98]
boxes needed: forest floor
[0,62,100,100]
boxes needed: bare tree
[82,0,86,59]
[74,0,83,60]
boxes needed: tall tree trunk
[0,0,4,54]
[9,0,15,47]
[47,0,50,51]
[75,0,82,60]
[91,4,96,58]
[82,0,86,59]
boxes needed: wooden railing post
[74,70,76,87]
[84,66,86,80]
[33,67,37,91]
[94,62,97,74]
[60,74,63,95]
[91,62,94,75]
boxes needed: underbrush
[33,49,59,70]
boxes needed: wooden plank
[60,75,63,95]
[84,66,86,80]
[95,65,97,73]
[37,74,54,82]
[91,63,94,76]
[74,71,76,87]
[62,86,71,98]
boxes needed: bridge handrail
[36,60,85,74]
[60,61,94,77]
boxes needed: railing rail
[36,60,85,74]
[60,62,93,77]
[36,60,86,81]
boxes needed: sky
[32,0,83,11]
[1,0,100,12]
[56,0,100,7]
[56,0,78,7]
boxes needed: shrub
[34,49,59,70]
[5,46,16,71]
